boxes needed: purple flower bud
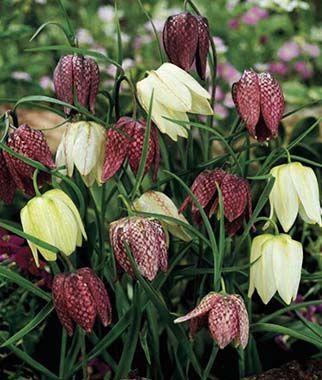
[53,54,100,114]
[162,12,209,79]
[52,268,112,336]
[174,292,249,349]
[109,217,168,281]
[232,69,284,141]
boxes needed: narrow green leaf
[1,302,54,347]
[0,266,51,301]
[30,21,70,43]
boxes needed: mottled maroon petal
[151,125,160,181]
[232,70,260,139]
[102,119,130,182]
[52,274,74,336]
[195,16,210,80]
[53,55,74,114]
[64,273,97,333]
[163,12,199,72]
[230,295,249,349]
[88,59,100,114]
[0,151,16,204]
[221,174,250,222]
[77,267,112,327]
[258,72,284,140]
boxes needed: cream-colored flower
[133,190,192,242]
[56,121,106,187]
[136,63,213,141]
[20,189,87,266]
[268,162,322,232]
[248,233,303,304]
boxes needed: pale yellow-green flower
[20,189,87,266]
[133,190,192,242]
[136,63,213,141]
[56,121,106,187]
[268,162,322,232]
[248,233,303,305]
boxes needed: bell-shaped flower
[53,54,100,114]
[174,292,249,349]
[136,63,213,141]
[268,162,322,232]
[2,124,55,197]
[133,190,192,242]
[52,267,112,336]
[20,189,87,266]
[56,121,106,187]
[102,117,160,182]
[248,233,303,304]
[109,216,168,281]
[180,168,252,235]
[232,69,284,142]
[163,12,209,79]
[0,151,16,204]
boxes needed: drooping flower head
[268,162,322,232]
[232,69,284,141]
[56,121,106,187]
[162,12,210,79]
[180,168,252,236]
[20,189,87,266]
[136,63,213,141]
[133,190,192,242]
[248,233,303,304]
[109,217,168,281]
[2,124,55,198]
[52,267,112,336]
[102,117,160,182]
[53,54,100,114]
[174,292,249,349]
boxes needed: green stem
[59,328,67,379]
[60,252,75,272]
[255,216,279,235]
[80,330,88,380]
[32,169,41,196]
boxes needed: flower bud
[109,217,168,281]
[133,190,192,242]
[56,121,106,187]
[20,189,87,266]
[102,117,160,182]
[248,233,303,304]
[232,69,284,141]
[53,54,100,114]
[163,12,209,79]
[174,292,249,349]
[268,162,322,232]
[180,168,252,235]
[3,124,55,196]
[52,267,112,336]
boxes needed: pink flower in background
[214,104,228,119]
[228,18,239,29]
[217,62,241,85]
[302,43,320,58]
[133,35,153,50]
[98,5,115,23]
[241,6,268,25]
[215,86,225,102]
[213,36,228,54]
[11,71,32,81]
[268,62,289,75]
[76,28,94,45]
[39,76,54,91]
[224,92,235,108]
[278,41,300,61]
[294,61,313,79]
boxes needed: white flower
[133,191,192,242]
[248,234,303,304]
[136,63,213,141]
[56,121,106,187]
[21,189,87,266]
[268,162,322,232]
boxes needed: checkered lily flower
[53,54,100,115]
[102,117,160,182]
[232,69,284,142]
[109,217,168,281]
[174,292,249,349]
[52,267,112,336]
[163,12,210,79]
[180,168,252,236]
